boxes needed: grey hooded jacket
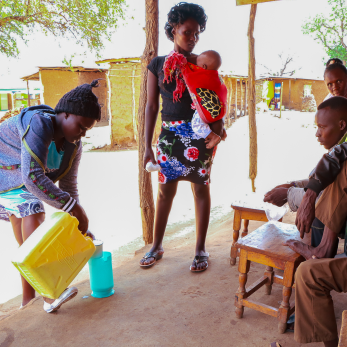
[0,105,81,212]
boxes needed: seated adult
[264,96,347,258]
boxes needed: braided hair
[164,2,207,42]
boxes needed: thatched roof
[21,66,107,81]
[21,72,40,81]
[96,57,141,65]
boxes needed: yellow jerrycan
[12,212,96,299]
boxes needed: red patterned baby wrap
[182,63,228,124]
[163,51,228,124]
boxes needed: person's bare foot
[221,128,227,141]
[139,246,164,266]
[284,239,320,260]
[205,132,221,149]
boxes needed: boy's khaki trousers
[295,161,347,343]
[294,258,347,343]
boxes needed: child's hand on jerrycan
[85,230,95,240]
[70,203,89,233]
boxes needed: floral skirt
[157,120,217,185]
[0,186,45,222]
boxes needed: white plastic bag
[146,162,161,172]
[264,202,289,222]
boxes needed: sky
[0,0,333,89]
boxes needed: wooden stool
[339,311,347,347]
[230,204,282,265]
[234,221,308,333]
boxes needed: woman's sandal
[139,251,164,268]
[190,255,209,272]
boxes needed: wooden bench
[230,204,282,265]
[234,221,308,333]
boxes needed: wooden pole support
[240,79,244,117]
[137,0,158,244]
[235,79,238,121]
[279,81,283,118]
[26,80,31,107]
[248,4,258,192]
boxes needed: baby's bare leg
[210,119,224,138]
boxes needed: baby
[192,50,227,148]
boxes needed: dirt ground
[0,210,345,347]
[0,111,345,346]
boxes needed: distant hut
[21,67,108,125]
[256,76,327,111]
[96,57,161,146]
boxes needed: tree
[302,0,347,63]
[259,53,300,77]
[0,0,126,58]
[137,0,158,244]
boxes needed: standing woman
[140,2,217,272]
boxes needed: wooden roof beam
[237,0,281,5]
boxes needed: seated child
[0,80,101,313]
[185,50,227,149]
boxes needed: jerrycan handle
[82,230,95,242]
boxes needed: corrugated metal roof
[222,74,248,79]
[257,75,324,82]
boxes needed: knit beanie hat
[55,79,101,121]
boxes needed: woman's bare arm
[143,70,160,168]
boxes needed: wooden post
[244,81,248,116]
[234,79,238,121]
[288,80,291,110]
[240,79,243,117]
[279,81,284,118]
[26,80,31,107]
[137,0,158,244]
[7,93,12,110]
[248,4,258,192]
[229,78,233,126]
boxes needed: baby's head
[196,50,222,71]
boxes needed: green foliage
[302,0,347,62]
[0,0,126,58]
[62,51,87,69]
